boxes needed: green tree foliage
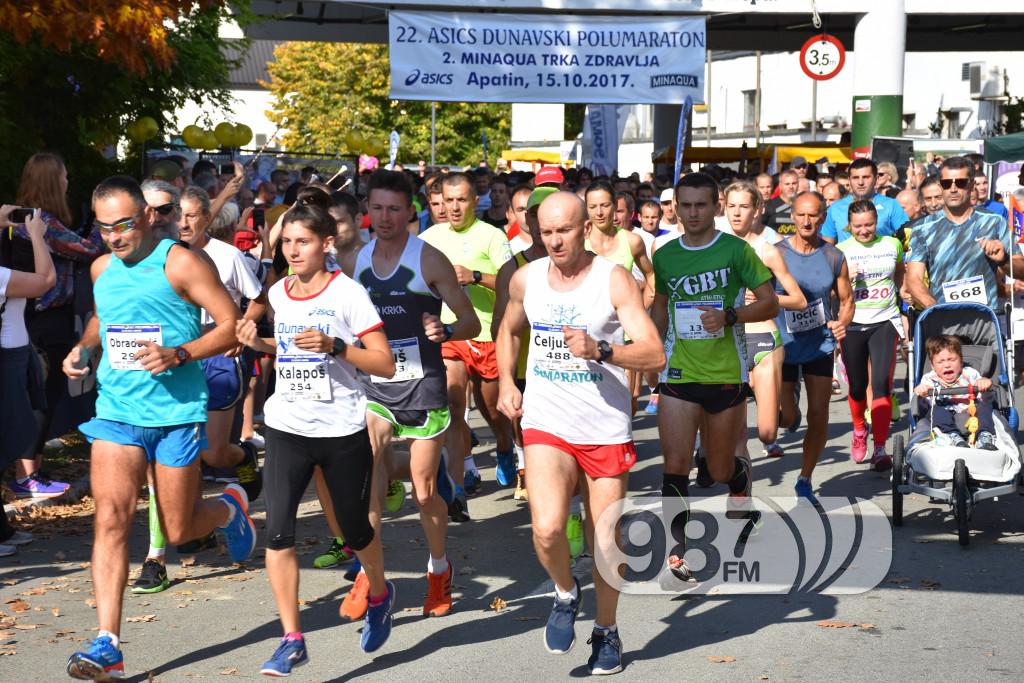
[266,42,510,167]
[0,2,241,218]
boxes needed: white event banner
[389,11,706,104]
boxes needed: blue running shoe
[67,635,124,680]
[436,450,455,506]
[360,580,396,653]
[644,395,659,415]
[544,577,582,654]
[794,477,819,506]
[587,627,624,675]
[344,557,362,582]
[260,636,308,677]
[464,469,482,495]
[219,483,256,562]
[495,450,516,487]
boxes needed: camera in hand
[219,164,235,176]
[252,207,265,229]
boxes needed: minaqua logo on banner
[651,74,700,89]
[594,497,892,596]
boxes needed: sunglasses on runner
[94,214,142,235]
[152,202,176,216]
[939,178,970,190]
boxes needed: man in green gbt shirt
[419,173,513,519]
[651,172,779,581]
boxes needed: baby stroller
[891,302,1022,546]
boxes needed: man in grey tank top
[339,170,479,620]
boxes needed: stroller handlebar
[925,385,993,398]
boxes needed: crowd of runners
[0,149,1021,679]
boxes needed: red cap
[535,166,564,186]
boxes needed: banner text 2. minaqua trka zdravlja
[389,11,706,104]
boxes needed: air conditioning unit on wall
[967,63,1004,100]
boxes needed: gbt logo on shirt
[668,268,731,296]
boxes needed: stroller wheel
[953,459,970,547]
[891,436,904,527]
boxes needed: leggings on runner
[263,426,375,552]
[840,321,898,444]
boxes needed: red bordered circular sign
[799,34,845,81]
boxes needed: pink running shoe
[851,427,869,463]
[870,446,893,472]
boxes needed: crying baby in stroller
[913,334,998,451]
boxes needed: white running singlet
[521,256,631,444]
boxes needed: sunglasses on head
[939,178,970,190]
[152,202,176,216]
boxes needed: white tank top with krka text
[521,256,631,444]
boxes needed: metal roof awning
[240,0,1024,52]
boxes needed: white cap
[660,188,674,202]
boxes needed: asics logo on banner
[405,69,453,86]
[667,268,730,296]
[593,496,892,596]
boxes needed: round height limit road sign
[799,34,845,81]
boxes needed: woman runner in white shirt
[236,202,396,676]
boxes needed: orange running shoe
[339,571,370,621]
[423,561,453,617]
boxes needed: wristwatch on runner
[173,346,192,366]
[596,340,613,364]
[472,270,482,283]
[442,323,456,341]
[331,336,347,356]
[724,307,738,327]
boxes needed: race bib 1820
[785,299,826,334]
[277,354,332,401]
[105,324,163,371]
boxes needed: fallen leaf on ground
[13,624,39,630]
[51,608,60,617]
[0,580,16,586]
[7,600,29,613]
[220,667,238,675]
[817,620,857,629]
[885,577,910,585]
[920,579,941,589]
[707,655,736,663]
[758,677,769,681]
[20,587,46,596]
[84,599,96,608]
[126,614,157,623]
[489,597,507,612]
[983,651,994,657]
[180,556,196,568]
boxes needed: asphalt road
[3,370,1024,682]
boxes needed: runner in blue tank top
[61,176,256,682]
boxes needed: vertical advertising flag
[389,130,401,169]
[1010,193,1024,243]
[673,96,693,183]
[584,105,620,176]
